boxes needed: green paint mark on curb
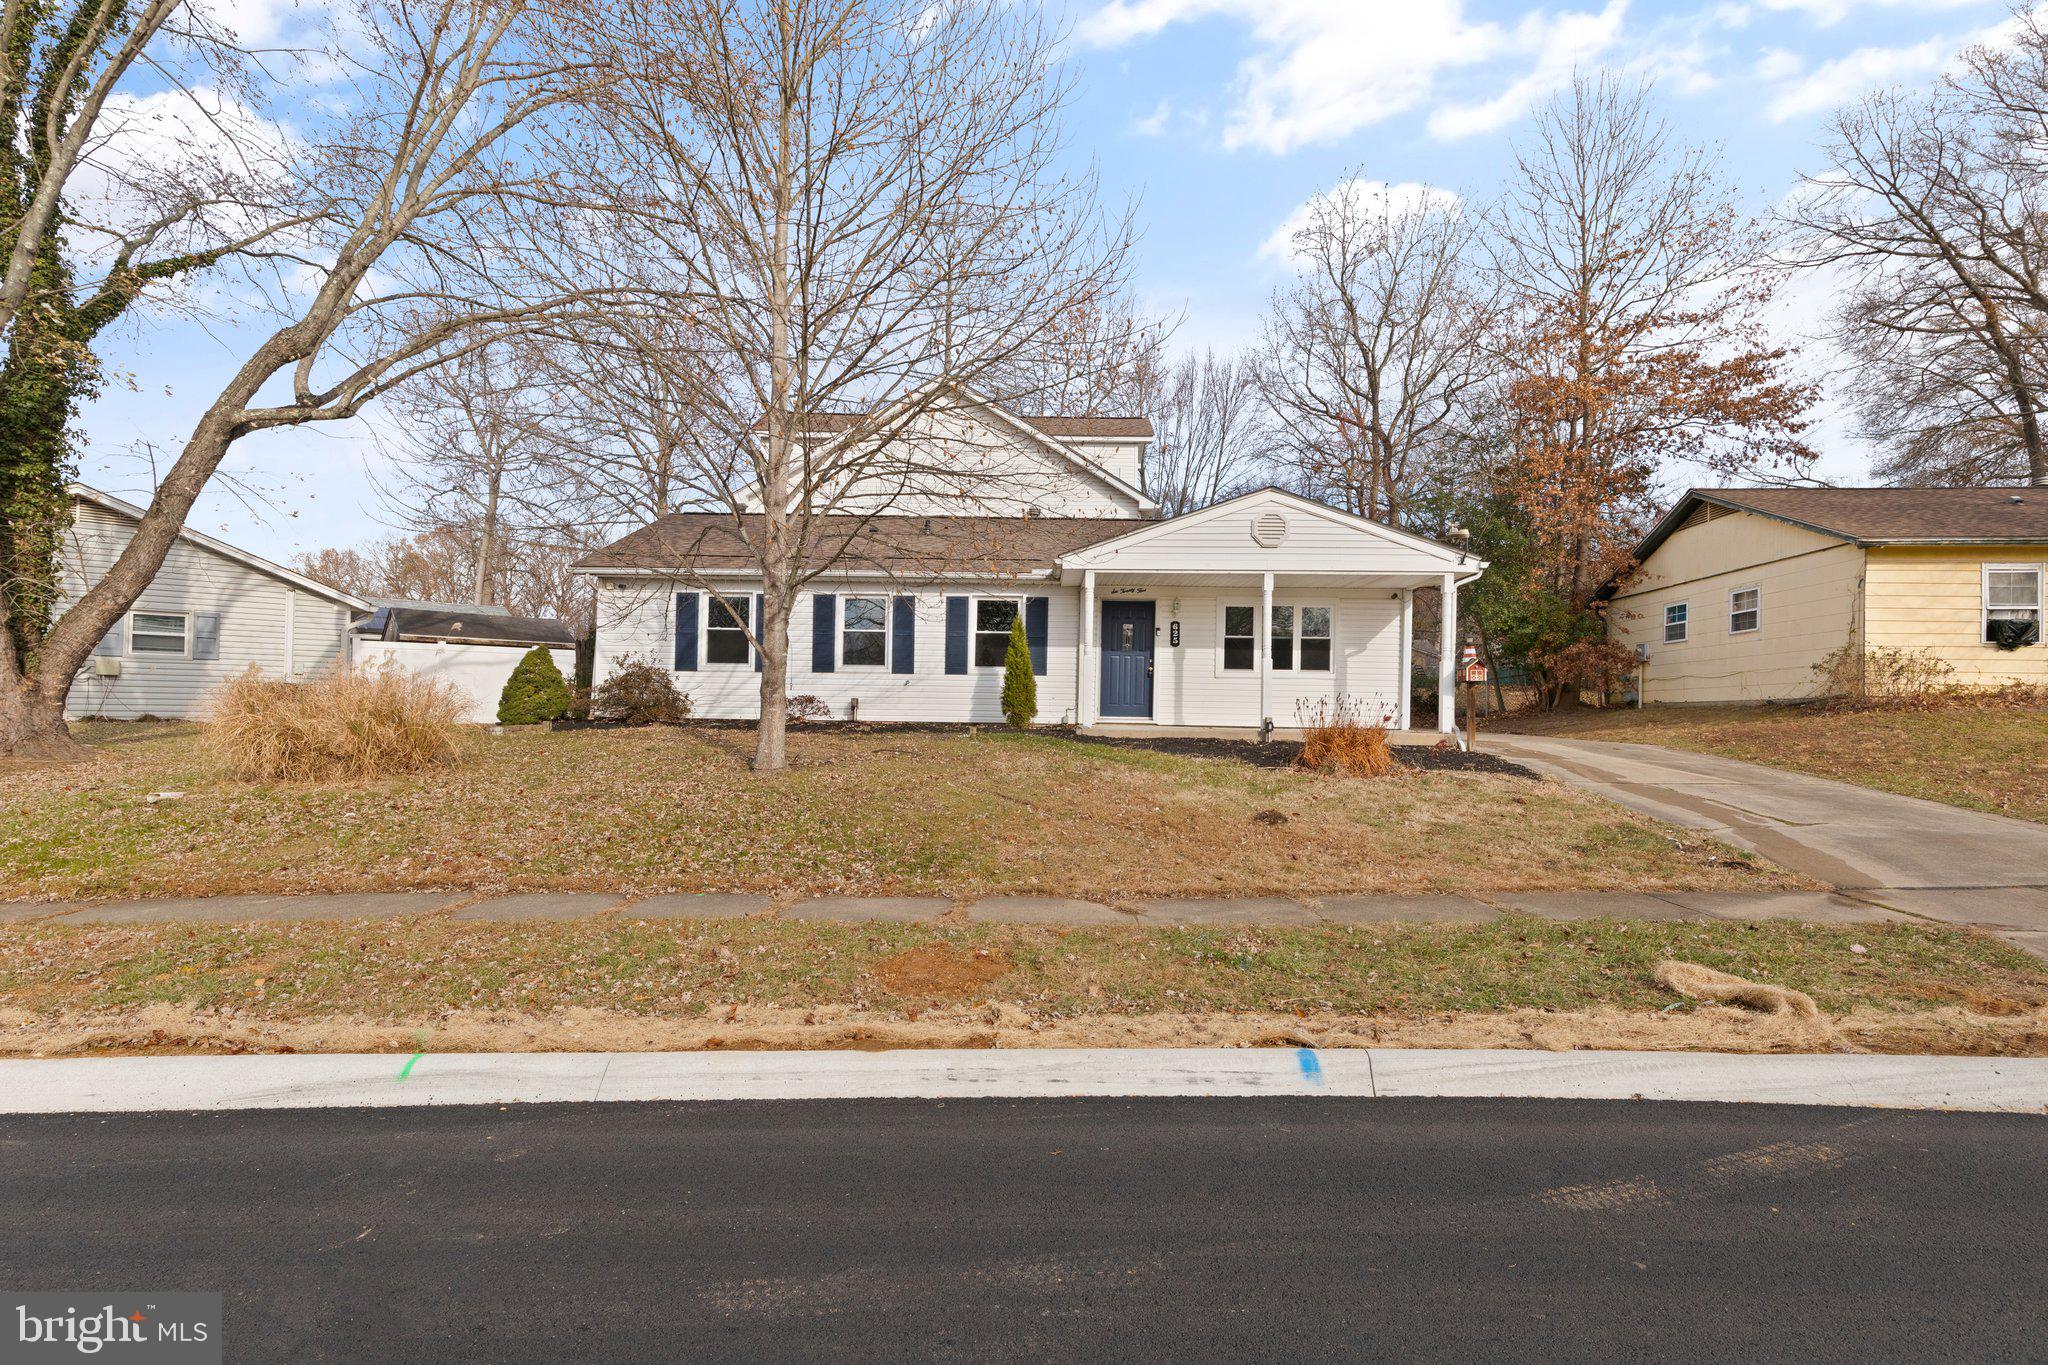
[397,1052,424,1081]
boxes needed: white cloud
[1429,0,1630,139]
[1755,0,1988,30]
[1257,178,1463,263]
[1132,98,1175,136]
[1080,0,1632,153]
[1763,33,1951,119]
[1753,46,1804,80]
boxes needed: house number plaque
[1169,621,1181,647]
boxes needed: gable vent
[1678,501,1734,533]
[1250,512,1289,548]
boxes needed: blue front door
[1099,601,1155,718]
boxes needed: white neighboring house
[576,403,1486,736]
[58,485,578,723]
[59,484,373,720]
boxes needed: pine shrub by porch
[497,647,571,724]
[1001,617,1036,728]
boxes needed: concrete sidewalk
[0,887,1936,929]
[3,1047,2043,1114]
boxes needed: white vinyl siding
[60,501,355,720]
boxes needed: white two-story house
[575,398,1484,735]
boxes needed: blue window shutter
[192,612,221,662]
[811,594,836,673]
[944,596,969,674]
[673,593,699,671]
[92,622,124,658]
[1025,596,1049,677]
[753,593,764,672]
[891,596,915,674]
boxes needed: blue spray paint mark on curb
[1296,1048,1323,1085]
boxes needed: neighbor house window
[1664,603,1688,643]
[842,595,886,667]
[705,596,750,664]
[1729,587,1760,634]
[974,598,1018,667]
[129,612,187,655]
[1222,605,1255,670]
[1984,565,2044,644]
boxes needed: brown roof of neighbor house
[1691,485,2048,542]
[747,411,1153,439]
[574,513,1144,577]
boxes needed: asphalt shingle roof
[574,513,1142,576]
[1691,485,2048,543]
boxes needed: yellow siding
[1865,545,2048,686]
[1608,511,1865,703]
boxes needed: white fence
[350,639,576,724]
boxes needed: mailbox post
[1457,643,1489,750]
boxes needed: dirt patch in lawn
[873,944,1013,999]
[5,999,2044,1058]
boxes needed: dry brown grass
[203,665,467,782]
[1496,702,2048,823]
[0,724,1796,900]
[1295,696,1396,777]
[1,916,2039,1057]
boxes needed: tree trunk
[752,589,788,773]
[0,682,86,761]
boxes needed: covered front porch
[1054,489,1487,740]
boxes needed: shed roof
[355,606,577,647]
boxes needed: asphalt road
[1,1098,2041,1362]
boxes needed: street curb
[0,1048,2042,1115]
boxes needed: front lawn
[0,722,1791,900]
[2,916,2040,1057]
[1494,704,2048,823]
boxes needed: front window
[706,596,750,664]
[1729,588,1760,634]
[975,599,1018,668]
[842,595,886,667]
[1299,606,1332,671]
[1664,603,1688,644]
[1222,605,1255,670]
[1985,566,2044,645]
[130,612,187,655]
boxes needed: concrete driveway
[1483,734,2048,946]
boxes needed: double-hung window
[129,612,188,655]
[1267,605,1334,671]
[1984,565,2044,646]
[842,595,887,667]
[1664,602,1689,644]
[974,599,1018,668]
[705,597,750,664]
[1729,587,1760,635]
[1222,605,1256,670]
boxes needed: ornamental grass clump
[1295,696,1395,777]
[204,664,466,782]
[1001,616,1036,728]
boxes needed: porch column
[1079,569,1096,726]
[1260,571,1274,735]
[1399,589,1413,731]
[1437,572,1457,734]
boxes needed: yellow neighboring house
[1604,486,2048,703]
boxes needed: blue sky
[77,0,2018,561]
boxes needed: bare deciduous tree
[2,0,606,758]
[1258,179,1494,525]
[1792,10,2048,488]
[1143,348,1270,516]
[549,0,1133,772]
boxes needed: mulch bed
[547,716,1534,777]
